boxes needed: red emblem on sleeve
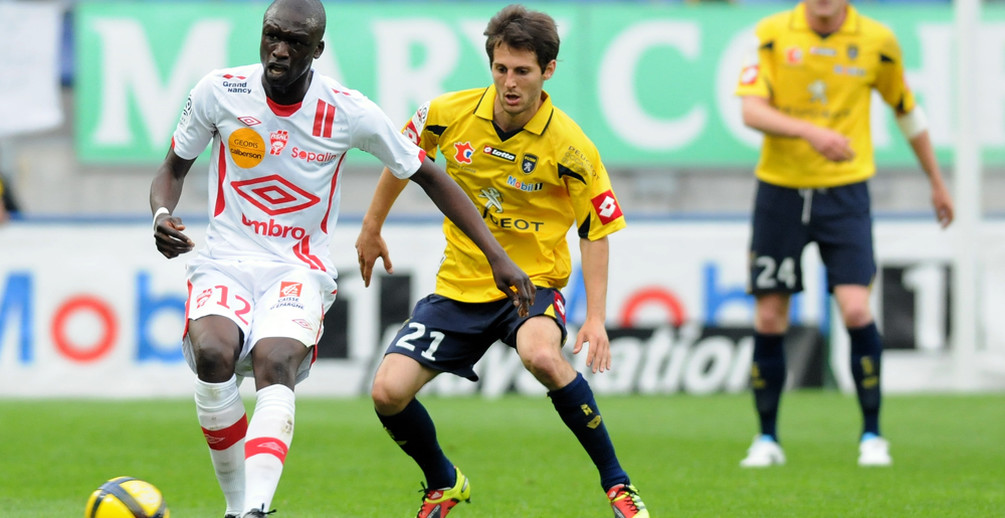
[591,190,623,225]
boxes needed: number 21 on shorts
[395,322,444,361]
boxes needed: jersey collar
[791,2,861,37]
[476,84,555,136]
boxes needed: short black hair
[484,4,559,72]
[265,0,327,35]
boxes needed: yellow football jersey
[735,3,916,188]
[402,85,626,302]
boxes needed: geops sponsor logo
[228,128,265,168]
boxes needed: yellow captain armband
[896,106,929,139]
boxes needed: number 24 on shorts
[754,256,797,289]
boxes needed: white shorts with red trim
[182,258,338,383]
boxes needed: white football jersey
[172,64,424,276]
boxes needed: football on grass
[85,476,170,518]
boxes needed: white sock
[243,384,296,514]
[194,375,247,516]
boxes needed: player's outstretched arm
[356,167,409,287]
[574,236,612,373]
[899,114,954,228]
[409,158,535,315]
[149,149,196,259]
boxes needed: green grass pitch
[1,392,1002,517]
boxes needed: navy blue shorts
[383,287,568,381]
[749,180,876,294]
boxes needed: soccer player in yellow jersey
[735,0,954,468]
[355,5,648,517]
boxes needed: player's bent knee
[842,308,873,329]
[522,349,569,384]
[193,344,239,381]
[371,382,410,415]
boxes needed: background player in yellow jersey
[735,0,954,468]
[355,4,648,517]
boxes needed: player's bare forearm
[577,236,612,373]
[907,130,954,227]
[741,96,853,162]
[150,150,196,258]
[360,167,408,235]
[356,168,409,285]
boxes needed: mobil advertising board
[2,218,1000,398]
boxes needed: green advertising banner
[75,2,1005,167]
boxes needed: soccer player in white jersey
[149,1,533,516]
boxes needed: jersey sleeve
[735,22,773,99]
[402,100,441,160]
[351,95,425,179]
[563,139,626,241]
[172,72,218,160]
[873,29,916,114]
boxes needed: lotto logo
[553,293,566,323]
[280,281,303,298]
[591,190,623,225]
[403,121,420,145]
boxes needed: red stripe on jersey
[312,100,336,138]
[311,305,324,361]
[214,141,227,217]
[417,149,427,163]
[322,102,335,138]
[245,437,289,463]
[202,414,248,451]
[293,237,325,271]
[320,153,347,234]
[183,280,193,339]
[312,100,326,137]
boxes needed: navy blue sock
[376,398,455,489]
[751,333,786,441]
[849,322,883,437]
[548,372,628,491]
